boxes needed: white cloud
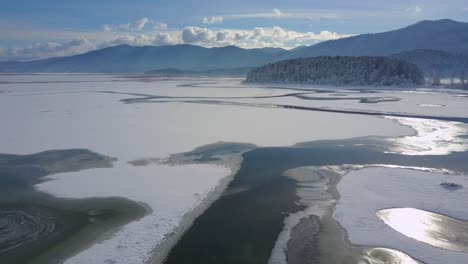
[464,7,468,11]
[253,27,265,37]
[154,22,168,30]
[216,32,226,41]
[202,16,224,25]
[182,27,217,43]
[102,17,164,32]
[102,24,113,32]
[405,5,423,13]
[272,8,282,16]
[135,17,153,31]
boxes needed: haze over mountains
[1,19,467,75]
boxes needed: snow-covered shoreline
[148,154,243,264]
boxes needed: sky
[0,0,467,60]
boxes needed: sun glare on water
[377,208,468,253]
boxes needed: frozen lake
[1,74,468,264]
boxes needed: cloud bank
[0,26,352,60]
[181,26,351,48]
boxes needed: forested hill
[391,49,468,77]
[245,56,424,86]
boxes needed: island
[245,56,425,86]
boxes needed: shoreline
[149,154,244,264]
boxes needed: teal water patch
[0,149,146,264]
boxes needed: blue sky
[1,0,467,60]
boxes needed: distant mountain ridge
[0,44,288,73]
[391,49,468,77]
[292,19,468,57]
[1,19,468,73]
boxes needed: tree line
[428,70,468,89]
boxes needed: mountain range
[1,19,468,75]
[293,19,468,57]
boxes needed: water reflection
[363,248,420,264]
[377,208,468,253]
